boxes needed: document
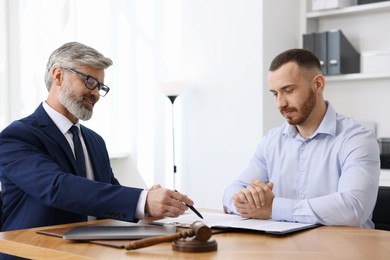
[153,212,318,235]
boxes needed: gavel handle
[126,229,193,250]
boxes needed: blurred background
[1,0,388,210]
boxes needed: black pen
[175,190,203,219]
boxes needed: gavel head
[190,221,212,242]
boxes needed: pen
[175,190,204,219]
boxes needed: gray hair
[44,42,113,91]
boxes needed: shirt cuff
[135,190,148,220]
[272,197,294,222]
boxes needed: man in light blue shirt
[222,48,380,228]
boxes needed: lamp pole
[160,80,185,190]
[168,95,178,190]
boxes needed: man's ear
[52,67,63,86]
[313,74,325,93]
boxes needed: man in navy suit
[0,42,193,232]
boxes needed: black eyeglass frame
[61,67,110,97]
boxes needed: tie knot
[70,126,80,137]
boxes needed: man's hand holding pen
[233,180,274,220]
[175,189,203,219]
[145,185,195,218]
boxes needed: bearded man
[0,42,193,232]
[223,48,380,228]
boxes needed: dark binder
[315,32,328,75]
[327,29,360,75]
[303,33,315,52]
[303,32,327,75]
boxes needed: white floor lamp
[160,81,186,190]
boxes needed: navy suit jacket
[0,104,142,231]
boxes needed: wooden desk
[0,219,389,260]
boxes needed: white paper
[153,212,317,234]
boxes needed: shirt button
[300,168,305,173]
[299,194,305,200]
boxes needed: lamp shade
[160,81,186,97]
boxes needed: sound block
[172,238,217,253]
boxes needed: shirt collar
[42,101,80,134]
[282,101,337,138]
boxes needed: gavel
[126,221,212,250]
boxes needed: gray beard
[59,85,93,121]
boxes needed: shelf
[307,1,390,19]
[380,169,390,187]
[109,152,129,160]
[325,72,390,82]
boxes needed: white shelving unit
[380,169,390,186]
[304,1,390,82]
[108,152,129,160]
[325,72,390,82]
[307,1,390,18]
[301,0,390,139]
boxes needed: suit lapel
[34,104,77,171]
[34,103,106,181]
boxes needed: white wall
[1,0,302,209]
[2,0,389,210]
[0,0,9,127]
[178,0,301,209]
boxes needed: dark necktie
[69,126,86,177]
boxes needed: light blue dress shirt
[223,102,380,228]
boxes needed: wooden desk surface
[1,219,390,260]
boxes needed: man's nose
[91,86,100,97]
[276,95,287,109]
[89,87,101,103]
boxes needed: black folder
[303,32,328,75]
[327,29,360,75]
[303,29,360,75]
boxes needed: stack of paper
[153,212,317,235]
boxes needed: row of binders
[303,29,360,75]
[312,0,389,11]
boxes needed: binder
[315,32,328,75]
[303,32,328,75]
[303,30,360,75]
[327,29,360,75]
[312,0,357,10]
[303,33,315,52]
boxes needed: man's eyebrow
[269,85,294,93]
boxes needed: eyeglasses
[62,67,110,97]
